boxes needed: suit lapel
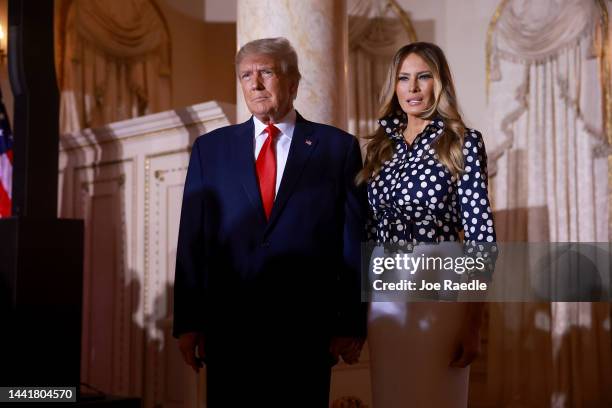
[234,118,267,222]
[265,112,319,235]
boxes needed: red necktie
[256,124,279,219]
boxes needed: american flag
[0,94,12,218]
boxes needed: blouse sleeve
[456,129,498,280]
[366,208,379,243]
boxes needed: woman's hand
[449,302,485,368]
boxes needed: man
[173,37,366,406]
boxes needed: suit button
[261,241,270,248]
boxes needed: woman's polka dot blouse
[367,112,498,278]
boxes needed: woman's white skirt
[367,243,470,408]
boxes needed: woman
[359,42,497,407]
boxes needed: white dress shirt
[253,109,296,194]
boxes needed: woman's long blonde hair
[357,42,466,184]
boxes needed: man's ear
[290,80,299,100]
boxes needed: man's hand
[178,332,206,373]
[330,337,365,365]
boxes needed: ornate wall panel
[75,160,136,396]
[143,151,201,408]
[59,101,233,408]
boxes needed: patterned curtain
[486,0,612,405]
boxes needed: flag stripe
[0,178,10,217]
[0,131,9,155]
[0,152,11,199]
[0,90,12,218]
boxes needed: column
[236,0,347,129]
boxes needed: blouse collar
[378,111,445,142]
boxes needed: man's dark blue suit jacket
[172,112,367,356]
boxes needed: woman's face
[395,53,435,118]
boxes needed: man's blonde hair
[235,37,302,83]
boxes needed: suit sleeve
[172,137,207,338]
[336,136,368,337]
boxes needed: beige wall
[205,0,237,22]
[196,0,499,137]
[393,0,499,141]
[0,0,237,127]
[0,0,497,133]
[157,0,237,109]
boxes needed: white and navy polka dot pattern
[367,112,497,278]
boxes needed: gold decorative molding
[596,0,611,146]
[485,0,509,100]
[143,154,189,316]
[609,155,612,241]
[145,155,191,407]
[143,158,151,317]
[144,149,190,319]
[154,170,166,182]
[153,164,189,183]
[595,0,612,241]
[387,0,418,42]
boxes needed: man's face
[238,53,297,123]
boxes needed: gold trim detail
[596,0,611,146]
[154,170,166,182]
[595,0,612,241]
[143,149,189,320]
[609,155,612,241]
[485,0,510,101]
[387,0,418,42]
[144,158,151,317]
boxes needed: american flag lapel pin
[305,139,312,146]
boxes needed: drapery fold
[487,1,612,406]
[348,0,417,139]
[493,0,596,63]
[58,0,172,135]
